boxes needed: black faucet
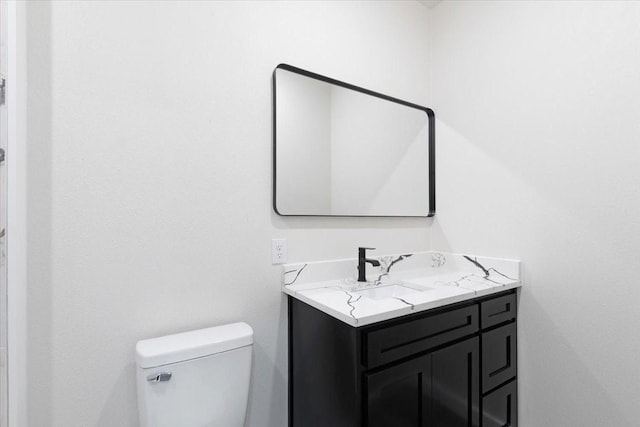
[358,247,380,282]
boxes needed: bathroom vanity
[283,251,520,427]
[273,65,519,426]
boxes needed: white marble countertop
[282,251,521,327]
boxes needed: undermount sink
[351,283,433,301]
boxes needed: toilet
[135,322,253,427]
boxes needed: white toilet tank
[135,322,253,427]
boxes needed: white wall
[25,1,432,426]
[430,1,640,425]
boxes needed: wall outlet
[272,238,288,264]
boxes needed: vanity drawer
[481,292,517,329]
[483,379,517,427]
[364,305,479,368]
[482,322,517,393]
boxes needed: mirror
[273,64,435,217]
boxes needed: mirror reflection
[273,64,435,217]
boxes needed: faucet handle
[358,247,376,258]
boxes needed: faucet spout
[358,247,380,282]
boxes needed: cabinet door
[431,337,480,427]
[366,355,431,427]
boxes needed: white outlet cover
[271,238,287,264]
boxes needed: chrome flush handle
[146,372,172,383]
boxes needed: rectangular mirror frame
[272,63,435,217]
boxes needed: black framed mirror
[273,64,435,217]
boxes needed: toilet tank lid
[135,322,253,369]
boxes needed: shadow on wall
[96,363,139,427]
[519,295,634,426]
[245,294,288,427]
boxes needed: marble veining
[330,286,363,319]
[283,264,307,286]
[432,252,446,267]
[282,251,521,326]
[375,254,413,284]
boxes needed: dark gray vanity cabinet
[288,290,518,427]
